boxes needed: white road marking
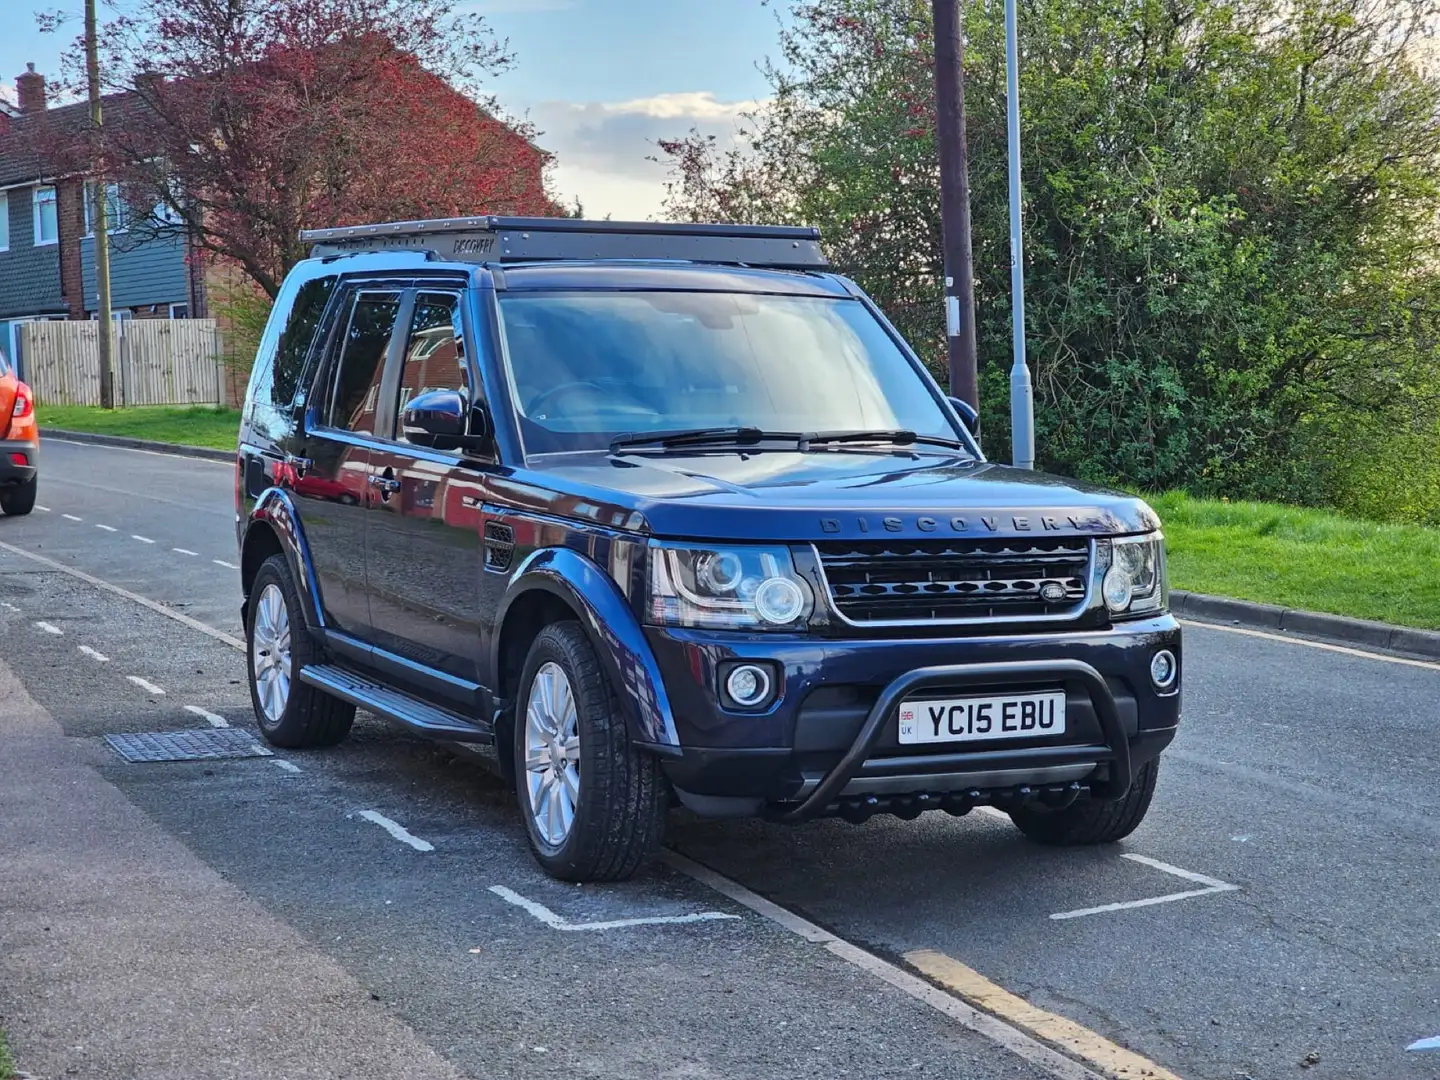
[131,534,155,544]
[488,884,740,932]
[172,548,199,556]
[62,513,82,522]
[663,851,1103,1080]
[357,810,434,852]
[34,505,49,512]
[1048,853,1239,921]
[95,523,117,532]
[35,621,62,635]
[78,645,109,662]
[213,559,239,570]
[1408,1035,1440,1051]
[0,543,245,651]
[1,601,19,612]
[125,675,166,696]
[1184,617,1440,672]
[183,704,229,728]
[272,759,302,774]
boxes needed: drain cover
[104,728,274,763]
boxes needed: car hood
[492,449,1160,543]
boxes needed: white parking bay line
[488,885,741,932]
[35,621,62,635]
[357,810,434,852]
[62,513,82,522]
[183,704,229,728]
[95,524,117,532]
[1408,1035,1440,1052]
[34,505,49,512]
[125,675,166,696]
[173,548,199,556]
[272,759,302,774]
[1,601,19,612]
[131,534,155,544]
[1048,853,1239,921]
[213,559,239,570]
[78,645,109,662]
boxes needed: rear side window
[327,291,401,436]
[394,292,470,441]
[0,348,10,378]
[246,274,337,443]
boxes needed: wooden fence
[18,319,224,407]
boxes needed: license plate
[897,691,1066,745]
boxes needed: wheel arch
[240,489,323,631]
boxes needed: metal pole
[1004,0,1034,469]
[931,0,979,415]
[85,0,116,409]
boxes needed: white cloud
[520,91,764,220]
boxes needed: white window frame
[84,181,128,236]
[0,191,9,252]
[169,303,189,319]
[32,185,57,246]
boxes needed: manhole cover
[104,728,274,763]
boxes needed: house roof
[0,90,142,188]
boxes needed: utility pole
[85,0,116,409]
[1004,0,1034,468]
[931,0,979,416]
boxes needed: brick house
[0,64,203,376]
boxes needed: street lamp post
[1004,0,1035,469]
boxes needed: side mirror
[402,389,492,453]
[947,395,979,435]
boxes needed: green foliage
[40,405,244,451]
[659,0,1440,520]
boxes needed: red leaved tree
[42,0,562,298]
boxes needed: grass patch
[39,404,242,451]
[1152,491,1440,628]
[0,1027,16,1080]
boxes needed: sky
[0,0,792,220]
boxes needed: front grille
[815,537,1091,624]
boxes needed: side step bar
[299,664,495,744]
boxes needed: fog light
[725,664,772,708]
[1150,649,1177,689]
[9,453,27,467]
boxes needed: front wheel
[0,477,37,516]
[514,621,668,882]
[1007,758,1160,845]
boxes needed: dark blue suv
[236,217,1181,882]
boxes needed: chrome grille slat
[816,537,1093,626]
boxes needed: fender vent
[484,521,515,573]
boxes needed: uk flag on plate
[898,706,917,740]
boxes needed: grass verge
[1152,491,1440,629]
[39,404,242,451]
[0,1027,16,1080]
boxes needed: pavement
[0,436,1436,1080]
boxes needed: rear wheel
[247,554,355,748]
[0,477,37,516]
[1007,758,1160,845]
[513,621,668,882]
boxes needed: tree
[659,0,1440,517]
[40,0,563,299]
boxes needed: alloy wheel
[524,661,582,847]
[251,582,293,724]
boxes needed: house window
[32,186,57,245]
[169,303,189,319]
[0,191,9,252]
[84,182,127,235]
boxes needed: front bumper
[0,439,38,485]
[648,615,1181,820]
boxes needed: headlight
[1099,533,1166,617]
[648,542,813,630]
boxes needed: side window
[394,292,471,442]
[326,291,401,435]
[246,275,337,443]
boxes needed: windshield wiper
[798,429,968,451]
[609,426,776,453]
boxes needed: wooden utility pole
[932,0,979,413]
[85,0,116,408]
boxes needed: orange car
[0,350,37,516]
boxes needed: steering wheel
[527,380,607,417]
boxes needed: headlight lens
[1101,533,1166,616]
[649,543,813,630]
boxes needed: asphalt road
[1,437,1436,1080]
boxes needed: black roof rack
[298,216,828,270]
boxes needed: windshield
[496,290,963,455]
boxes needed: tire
[513,621,668,882]
[246,554,355,749]
[1008,757,1160,846]
[0,477,37,516]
